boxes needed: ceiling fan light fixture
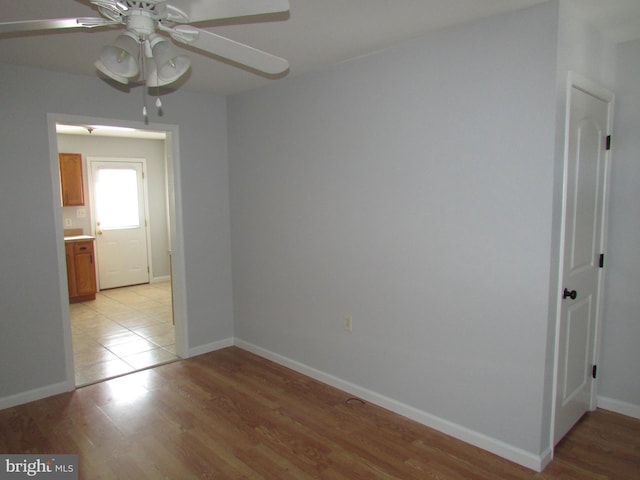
[1,0,292,104]
[147,34,190,86]
[95,31,140,84]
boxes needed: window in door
[95,167,140,230]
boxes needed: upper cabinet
[59,153,85,206]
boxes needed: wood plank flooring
[1,347,638,479]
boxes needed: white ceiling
[1,0,639,97]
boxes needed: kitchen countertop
[64,235,96,242]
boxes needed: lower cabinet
[65,240,97,302]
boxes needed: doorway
[49,114,188,387]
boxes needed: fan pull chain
[139,37,163,119]
[152,43,163,115]
[155,70,163,114]
[140,37,148,122]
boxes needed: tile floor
[70,281,178,386]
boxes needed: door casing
[48,113,189,389]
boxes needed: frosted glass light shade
[147,36,190,87]
[95,32,140,84]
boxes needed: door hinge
[599,253,605,268]
[606,135,612,151]
[592,365,598,379]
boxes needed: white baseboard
[151,275,171,284]
[539,446,553,471]
[598,396,640,419]
[188,337,234,358]
[234,339,548,472]
[0,380,74,411]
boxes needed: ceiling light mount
[125,10,156,37]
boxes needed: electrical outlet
[64,218,72,227]
[344,315,353,332]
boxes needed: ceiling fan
[0,0,290,89]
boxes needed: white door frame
[87,156,152,290]
[550,72,614,452]
[48,113,189,382]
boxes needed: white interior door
[90,159,150,290]
[554,78,612,445]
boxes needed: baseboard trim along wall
[0,380,74,411]
[151,275,171,284]
[598,396,640,420]
[187,337,234,358]
[234,338,549,472]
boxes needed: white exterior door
[554,77,612,445]
[90,159,150,290]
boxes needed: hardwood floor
[1,347,638,479]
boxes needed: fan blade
[170,0,289,23]
[0,17,117,34]
[172,26,289,75]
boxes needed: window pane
[96,168,140,229]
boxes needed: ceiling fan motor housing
[92,0,165,18]
[92,0,190,34]
[126,10,157,38]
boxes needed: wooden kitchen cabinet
[59,153,85,206]
[65,240,97,302]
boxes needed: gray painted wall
[56,134,171,280]
[600,39,640,408]
[229,2,560,457]
[0,64,234,399]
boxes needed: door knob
[563,288,577,300]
